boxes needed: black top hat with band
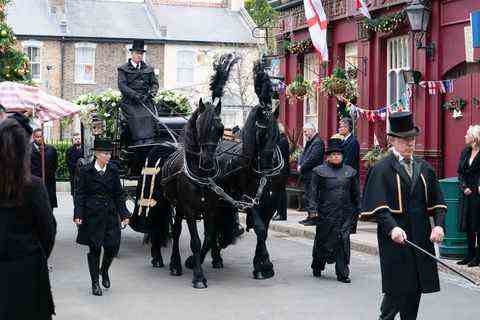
[387,111,420,138]
[326,138,344,155]
[129,39,146,52]
[92,138,113,152]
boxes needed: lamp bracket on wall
[413,31,435,61]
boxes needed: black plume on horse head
[253,60,273,108]
[210,53,239,101]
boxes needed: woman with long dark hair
[0,117,57,320]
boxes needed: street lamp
[405,0,435,60]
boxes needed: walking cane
[405,239,479,286]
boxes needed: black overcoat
[31,143,58,208]
[278,133,290,177]
[342,134,360,172]
[66,145,84,178]
[0,177,57,320]
[362,153,447,295]
[74,161,130,251]
[299,134,324,179]
[310,163,360,262]
[118,60,159,142]
[457,147,480,232]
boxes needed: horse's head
[194,98,224,171]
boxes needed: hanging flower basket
[442,96,467,120]
[320,67,357,99]
[286,76,313,100]
[362,147,389,169]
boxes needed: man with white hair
[298,122,325,225]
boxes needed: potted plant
[362,147,389,169]
[286,75,313,100]
[320,67,356,99]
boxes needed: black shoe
[467,257,479,267]
[92,281,103,296]
[151,258,164,268]
[313,269,322,278]
[272,215,286,221]
[100,254,114,289]
[457,256,474,265]
[337,276,351,283]
[299,217,319,226]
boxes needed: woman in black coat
[74,139,130,296]
[0,118,57,320]
[457,125,480,267]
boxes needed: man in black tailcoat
[338,117,360,172]
[298,123,325,224]
[65,133,84,196]
[118,39,159,147]
[362,112,447,320]
[74,139,130,296]
[31,128,58,209]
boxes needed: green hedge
[51,141,72,181]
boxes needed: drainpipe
[60,36,65,98]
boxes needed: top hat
[130,39,146,53]
[326,137,344,155]
[387,111,420,138]
[92,138,113,152]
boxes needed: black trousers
[379,291,421,320]
[272,177,287,219]
[466,230,480,258]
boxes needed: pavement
[261,209,480,284]
[50,193,480,320]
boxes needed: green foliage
[320,67,357,101]
[0,0,31,82]
[362,11,407,33]
[286,75,313,100]
[362,147,389,169]
[52,140,73,181]
[245,0,278,27]
[153,90,192,115]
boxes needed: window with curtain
[75,43,96,84]
[22,40,42,81]
[177,50,195,84]
[387,36,410,107]
[303,53,320,128]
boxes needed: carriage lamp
[406,0,436,60]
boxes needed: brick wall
[62,42,165,101]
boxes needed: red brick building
[272,0,480,178]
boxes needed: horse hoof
[151,259,164,268]
[185,256,195,270]
[169,268,182,276]
[192,279,208,289]
[212,260,223,269]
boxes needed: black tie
[402,158,413,178]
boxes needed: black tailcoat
[457,147,480,232]
[0,177,57,320]
[31,143,58,208]
[299,134,324,178]
[65,145,84,178]
[362,153,447,295]
[310,163,360,265]
[74,162,130,251]
[342,134,360,172]
[118,60,159,142]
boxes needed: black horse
[135,53,237,289]
[186,61,282,280]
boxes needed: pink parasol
[0,81,81,182]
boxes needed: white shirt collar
[130,60,140,69]
[391,148,412,162]
[95,161,107,173]
[344,133,352,141]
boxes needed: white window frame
[303,53,319,131]
[344,42,358,72]
[74,42,96,84]
[176,50,195,85]
[125,44,147,62]
[22,40,43,82]
[387,36,410,108]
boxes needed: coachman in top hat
[74,139,130,296]
[118,39,159,147]
[362,112,447,320]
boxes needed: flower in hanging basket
[320,67,357,99]
[286,76,313,100]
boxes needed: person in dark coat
[118,39,159,147]
[31,128,58,209]
[362,112,446,320]
[273,123,290,221]
[298,123,325,224]
[309,136,360,282]
[65,133,84,197]
[456,124,480,267]
[0,117,57,320]
[338,117,360,172]
[74,138,130,296]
